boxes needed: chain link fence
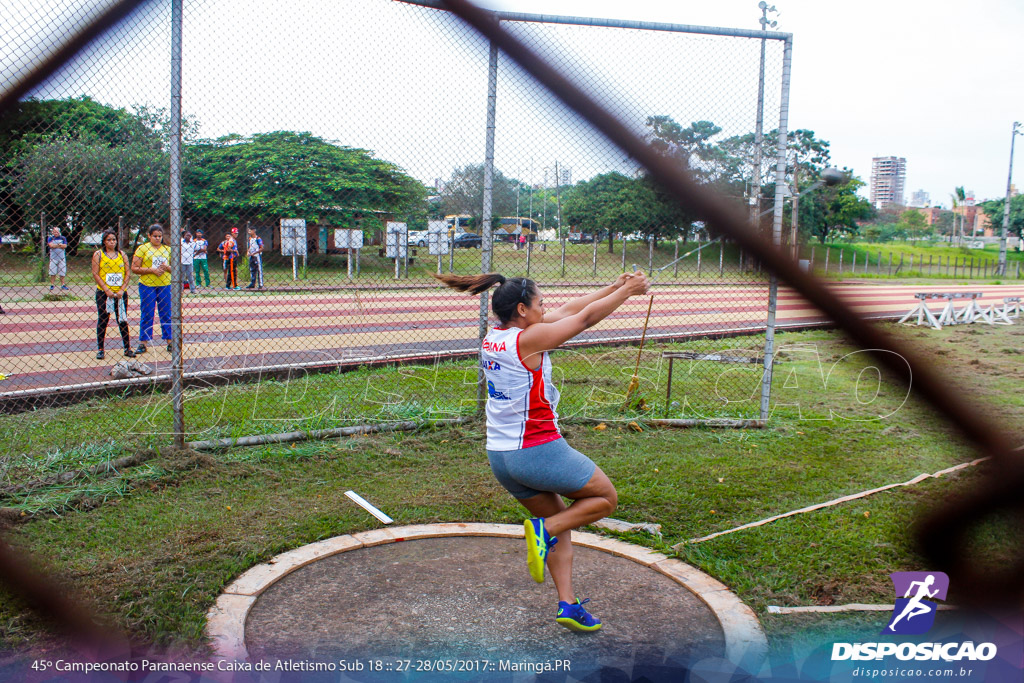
[0,0,792,452]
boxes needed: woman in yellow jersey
[91,231,135,360]
[131,224,173,354]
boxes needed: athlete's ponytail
[433,272,536,325]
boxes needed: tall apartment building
[870,156,907,208]
[908,189,929,207]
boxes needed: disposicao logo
[831,571,998,662]
[884,571,949,635]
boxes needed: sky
[481,0,1024,207]
[6,0,1024,209]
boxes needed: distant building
[916,207,942,225]
[908,189,929,207]
[870,156,907,209]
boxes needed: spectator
[192,229,210,287]
[245,227,264,289]
[217,231,239,289]
[181,231,195,293]
[91,230,134,360]
[47,227,69,290]
[131,224,173,354]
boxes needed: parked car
[453,232,482,248]
[407,229,429,247]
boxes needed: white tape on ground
[678,458,990,548]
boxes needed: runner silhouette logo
[883,571,949,635]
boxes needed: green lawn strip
[0,324,1019,652]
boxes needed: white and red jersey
[481,326,561,451]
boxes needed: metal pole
[790,164,799,260]
[169,0,184,449]
[622,233,627,272]
[556,161,565,278]
[478,40,498,412]
[647,235,654,271]
[999,122,1020,276]
[526,235,532,276]
[592,232,598,276]
[402,228,409,278]
[761,32,790,423]
[747,4,769,273]
[719,240,724,276]
[39,211,47,282]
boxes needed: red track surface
[3,281,1023,397]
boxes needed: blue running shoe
[523,518,557,583]
[556,598,602,632]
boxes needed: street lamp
[998,121,1021,276]
[747,1,778,270]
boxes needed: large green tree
[184,131,426,225]
[798,171,874,243]
[438,163,523,229]
[561,172,665,242]
[980,195,1024,239]
[1,97,167,246]
[13,137,167,254]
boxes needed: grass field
[0,322,1020,659]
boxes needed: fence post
[898,253,903,275]
[592,232,598,277]
[909,254,914,276]
[877,251,882,275]
[839,249,843,274]
[852,252,857,274]
[1017,261,1020,278]
[929,254,933,276]
[526,236,532,277]
[810,245,815,270]
[118,216,125,251]
[169,0,185,449]
[888,252,893,276]
[38,212,47,282]
[560,233,566,278]
[648,235,654,272]
[719,240,724,276]
[477,40,499,413]
[693,239,699,278]
[970,258,974,279]
[824,247,830,275]
[621,233,626,272]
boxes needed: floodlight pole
[998,121,1020,276]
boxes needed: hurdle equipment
[1002,297,1021,320]
[955,292,988,324]
[898,293,944,331]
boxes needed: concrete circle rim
[206,522,767,670]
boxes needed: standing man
[192,229,210,287]
[180,231,195,293]
[218,230,239,289]
[245,227,264,289]
[47,227,69,291]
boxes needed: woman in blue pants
[131,224,173,353]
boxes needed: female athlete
[436,270,650,631]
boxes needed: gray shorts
[487,438,596,499]
[49,257,66,276]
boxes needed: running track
[2,282,1023,398]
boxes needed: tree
[0,97,167,244]
[438,163,523,229]
[561,172,662,240]
[184,131,426,226]
[13,137,167,254]
[799,171,873,244]
[897,210,929,240]
[980,195,1024,239]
